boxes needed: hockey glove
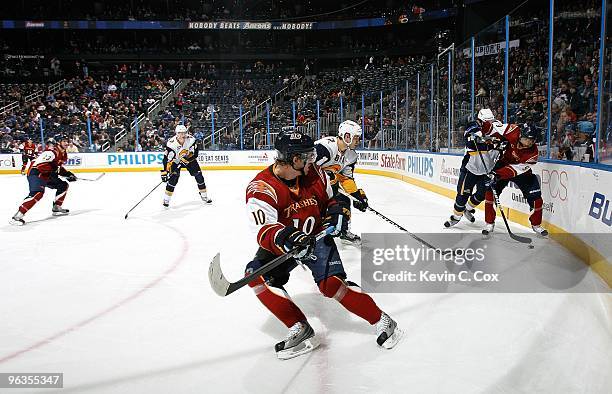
[65,171,77,182]
[161,170,168,182]
[323,203,351,236]
[350,189,369,212]
[484,173,498,189]
[276,226,315,260]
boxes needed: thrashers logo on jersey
[247,180,278,204]
[283,197,318,218]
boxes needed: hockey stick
[124,180,164,219]
[475,145,532,244]
[123,166,182,219]
[338,189,453,255]
[208,227,335,297]
[76,173,106,182]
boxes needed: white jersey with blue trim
[463,122,501,175]
[314,136,358,178]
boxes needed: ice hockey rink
[0,170,610,394]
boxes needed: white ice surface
[0,171,610,394]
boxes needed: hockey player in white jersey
[444,109,503,228]
[161,124,212,207]
[315,120,368,245]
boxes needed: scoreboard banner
[0,9,454,31]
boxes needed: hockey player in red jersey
[245,131,402,360]
[481,122,548,237]
[9,135,77,226]
[20,137,37,175]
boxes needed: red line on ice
[0,223,189,365]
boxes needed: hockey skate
[9,212,25,226]
[339,230,361,246]
[376,312,403,349]
[463,208,476,223]
[532,225,548,237]
[443,215,461,228]
[275,321,320,360]
[52,205,69,216]
[482,223,495,237]
[200,191,212,204]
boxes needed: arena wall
[1,150,610,286]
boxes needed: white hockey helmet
[477,108,495,123]
[338,120,362,145]
[175,124,188,135]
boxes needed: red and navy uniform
[245,164,382,328]
[485,124,543,226]
[18,146,70,214]
[21,141,37,173]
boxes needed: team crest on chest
[283,197,318,218]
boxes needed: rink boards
[1,149,610,286]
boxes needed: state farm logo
[380,153,406,171]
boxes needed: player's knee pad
[525,188,542,207]
[471,187,485,206]
[187,165,200,177]
[318,275,355,300]
[245,259,290,290]
[28,189,44,198]
[56,180,68,193]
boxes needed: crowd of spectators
[450,0,602,161]
[132,69,297,151]
[0,74,171,153]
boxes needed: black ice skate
[532,225,548,237]
[9,212,25,226]
[482,223,494,238]
[275,321,320,360]
[200,191,212,204]
[52,204,69,216]
[376,312,403,349]
[443,215,461,228]
[339,230,361,246]
[463,208,476,223]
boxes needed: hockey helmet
[275,130,315,163]
[476,108,495,124]
[338,120,362,145]
[54,134,69,142]
[520,123,540,142]
[175,124,188,135]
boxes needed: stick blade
[510,233,532,244]
[208,253,231,297]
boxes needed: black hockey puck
[527,244,534,249]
